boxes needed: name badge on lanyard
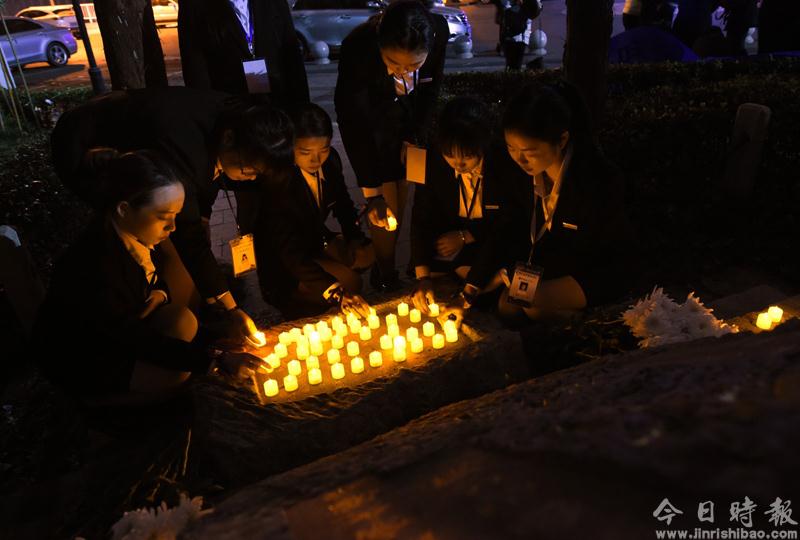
[241,18,270,93]
[406,144,427,184]
[221,186,257,276]
[507,192,548,307]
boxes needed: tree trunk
[563,0,614,131]
[93,0,167,90]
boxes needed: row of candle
[755,306,784,331]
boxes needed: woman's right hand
[412,278,435,314]
[341,292,372,319]
[218,351,261,379]
[366,197,396,230]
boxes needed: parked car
[15,5,79,36]
[151,0,179,26]
[0,17,78,67]
[291,0,472,58]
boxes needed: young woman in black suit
[443,83,634,325]
[335,0,449,290]
[410,97,523,315]
[255,103,374,320]
[34,150,257,403]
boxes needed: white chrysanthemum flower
[110,494,212,540]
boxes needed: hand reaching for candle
[365,197,396,231]
[218,351,261,379]
[226,307,259,342]
[341,292,371,319]
[412,278,435,314]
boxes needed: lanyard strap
[459,175,482,220]
[222,183,242,237]
[527,192,550,265]
[246,15,255,56]
[314,171,323,210]
[399,70,420,145]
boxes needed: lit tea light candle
[287,359,302,376]
[309,331,321,345]
[290,328,302,340]
[359,326,372,341]
[319,327,333,342]
[331,362,345,380]
[327,349,341,365]
[316,320,328,333]
[386,215,398,231]
[386,314,398,327]
[432,334,445,349]
[397,302,409,317]
[394,336,406,351]
[768,306,783,323]
[346,312,358,325]
[296,344,309,361]
[274,343,288,358]
[367,314,381,329]
[443,319,457,333]
[369,351,383,367]
[351,356,365,374]
[756,312,773,330]
[411,338,424,353]
[393,347,406,362]
[296,336,309,349]
[335,324,348,337]
[423,321,435,337]
[247,330,267,348]
[406,327,419,342]
[310,341,324,356]
[278,332,292,345]
[349,320,362,334]
[306,356,320,370]
[346,341,360,357]
[409,309,421,323]
[331,335,344,349]
[331,316,343,328]
[380,334,392,350]
[388,325,400,338]
[283,374,298,392]
[445,329,458,343]
[308,368,322,385]
[263,353,280,369]
[303,323,315,336]
[263,379,279,397]
[428,303,440,317]
[369,307,377,317]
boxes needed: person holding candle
[335,0,449,291]
[411,97,522,316]
[444,83,634,325]
[34,150,259,403]
[255,103,373,320]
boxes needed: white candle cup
[274,343,288,359]
[369,351,383,367]
[432,334,445,349]
[287,359,302,376]
[409,309,421,323]
[296,344,310,361]
[380,335,392,350]
[278,332,292,345]
[346,312,358,325]
[308,368,322,385]
[386,215,398,231]
[349,320,362,334]
[331,335,345,349]
[756,312,773,330]
[319,327,333,342]
[411,338,424,353]
[303,324,315,336]
[346,341,360,357]
[309,331,321,344]
[327,349,341,365]
[263,353,280,369]
[385,314,398,327]
[283,374,298,392]
[263,379,279,397]
[331,316,343,328]
[388,325,400,338]
[247,330,267,348]
[768,306,784,323]
[316,321,328,333]
[310,341,324,356]
[335,324,349,337]
[290,328,303,339]
[406,327,419,342]
[331,362,345,380]
[393,336,406,351]
[423,321,435,337]
[351,356,365,374]
[359,326,372,341]
[443,319,457,333]
[428,303,440,317]
[397,302,409,317]
[393,347,406,362]
[306,356,320,370]
[296,336,309,350]
[367,315,381,330]
[445,329,458,343]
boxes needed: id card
[242,58,270,94]
[507,262,543,307]
[230,234,257,277]
[406,144,427,184]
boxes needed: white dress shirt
[112,220,157,284]
[300,167,323,208]
[456,162,484,219]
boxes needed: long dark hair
[378,0,434,53]
[502,81,594,152]
[84,148,180,211]
[436,96,494,158]
[291,102,333,140]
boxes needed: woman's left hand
[139,289,168,319]
[435,231,465,258]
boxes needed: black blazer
[502,143,635,305]
[33,218,208,395]
[410,143,528,289]
[334,13,448,189]
[254,148,365,300]
[178,0,309,107]
[51,87,240,299]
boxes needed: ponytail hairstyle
[502,81,594,153]
[213,102,295,177]
[436,96,494,159]
[378,0,435,54]
[85,148,180,212]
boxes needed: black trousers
[504,41,526,70]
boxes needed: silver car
[291,0,471,57]
[1,17,78,67]
[16,5,80,36]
